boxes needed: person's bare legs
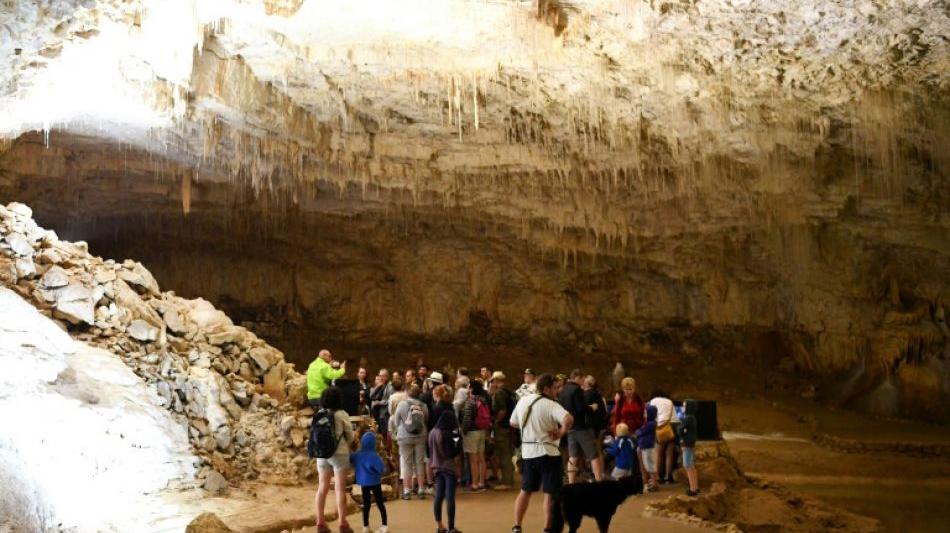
[665,442,675,480]
[686,466,699,491]
[334,468,350,528]
[478,452,487,488]
[637,447,649,485]
[316,468,332,526]
[591,455,604,481]
[567,457,578,484]
[514,490,531,527]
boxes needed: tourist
[611,377,645,435]
[315,387,355,533]
[430,383,453,427]
[678,399,700,496]
[350,431,388,533]
[489,371,515,490]
[369,369,393,439]
[418,363,432,392]
[634,406,659,491]
[479,364,493,383]
[461,380,491,492]
[582,375,609,439]
[420,371,444,497]
[452,375,473,488]
[307,349,346,408]
[388,378,407,421]
[515,368,536,400]
[649,388,677,484]
[357,367,371,416]
[558,369,604,483]
[605,422,636,482]
[429,410,463,533]
[405,368,419,390]
[509,373,574,533]
[453,375,471,414]
[394,383,430,500]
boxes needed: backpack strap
[519,395,546,443]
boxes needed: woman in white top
[648,389,677,484]
[315,386,356,533]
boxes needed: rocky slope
[0,201,318,490]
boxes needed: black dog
[550,475,643,533]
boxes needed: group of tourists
[306,349,702,533]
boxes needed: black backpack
[441,427,463,459]
[308,408,340,459]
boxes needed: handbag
[656,422,675,444]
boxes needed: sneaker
[362,527,370,533]
[447,529,463,533]
[317,524,331,533]
[417,489,426,500]
[425,485,435,496]
[473,486,487,493]
[377,527,388,533]
[401,491,412,500]
[648,484,659,493]
[339,524,355,533]
[511,527,522,533]
[685,489,701,497]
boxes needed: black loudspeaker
[334,379,361,417]
[695,400,719,441]
[673,399,720,441]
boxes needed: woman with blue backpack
[429,410,464,533]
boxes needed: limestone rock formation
[0,202,319,485]
[0,1,947,420]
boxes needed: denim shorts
[682,447,695,468]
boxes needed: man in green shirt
[307,349,346,407]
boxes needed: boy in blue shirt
[350,432,388,533]
[605,423,636,480]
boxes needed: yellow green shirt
[307,357,345,400]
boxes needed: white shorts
[640,448,657,474]
[317,452,350,472]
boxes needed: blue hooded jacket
[605,435,635,470]
[634,405,657,449]
[349,432,385,486]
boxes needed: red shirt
[611,393,645,435]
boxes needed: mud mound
[649,456,881,532]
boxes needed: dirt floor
[718,398,950,532]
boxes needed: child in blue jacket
[350,432,388,533]
[635,404,659,491]
[605,422,636,480]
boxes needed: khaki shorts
[463,430,486,454]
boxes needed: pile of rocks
[0,202,315,487]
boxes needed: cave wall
[1,133,947,420]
